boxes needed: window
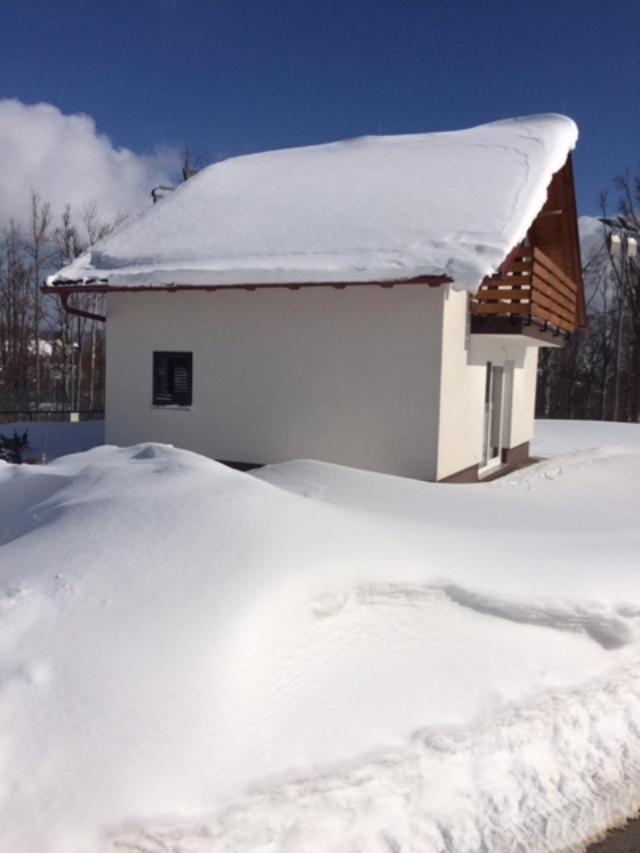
[153,351,193,406]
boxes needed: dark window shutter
[153,352,192,406]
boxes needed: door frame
[479,361,507,475]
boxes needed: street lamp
[598,216,639,421]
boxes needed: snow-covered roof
[49,114,578,293]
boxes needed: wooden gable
[528,155,586,327]
[471,154,586,342]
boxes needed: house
[45,114,584,482]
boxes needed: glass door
[481,362,504,471]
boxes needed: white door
[481,362,505,471]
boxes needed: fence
[0,410,104,427]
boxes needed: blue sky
[2,0,638,215]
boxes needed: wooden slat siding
[471,243,580,334]
[533,264,578,314]
[526,156,586,328]
[535,258,576,298]
[529,245,578,332]
[476,287,532,300]
[532,264,577,306]
[471,302,532,317]
[530,303,574,333]
[533,247,577,293]
[534,260,576,296]
[528,164,576,292]
[485,254,532,279]
[533,277,576,311]
[473,155,585,335]
[477,274,533,288]
[530,290,576,325]
[531,275,576,314]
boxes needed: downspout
[42,287,107,323]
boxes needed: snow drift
[1,420,639,852]
[49,114,578,292]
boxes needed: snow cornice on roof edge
[47,114,578,294]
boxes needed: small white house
[46,114,585,482]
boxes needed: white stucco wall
[105,286,446,480]
[506,346,539,449]
[435,288,542,481]
[435,288,486,480]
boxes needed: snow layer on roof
[49,114,578,292]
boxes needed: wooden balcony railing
[471,246,579,335]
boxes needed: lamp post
[598,217,639,421]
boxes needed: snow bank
[109,661,640,853]
[1,421,639,852]
[49,114,578,293]
[532,417,640,458]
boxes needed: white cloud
[579,215,615,313]
[0,99,180,228]
[579,215,606,263]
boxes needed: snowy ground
[1,420,639,852]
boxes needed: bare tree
[25,194,52,410]
[49,203,119,411]
[81,204,121,410]
[537,170,640,423]
[0,222,33,410]
[614,170,640,420]
[0,195,119,417]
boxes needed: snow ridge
[310,582,637,650]
[106,656,640,853]
[443,584,635,650]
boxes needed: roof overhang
[42,275,452,323]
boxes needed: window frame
[152,351,193,407]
